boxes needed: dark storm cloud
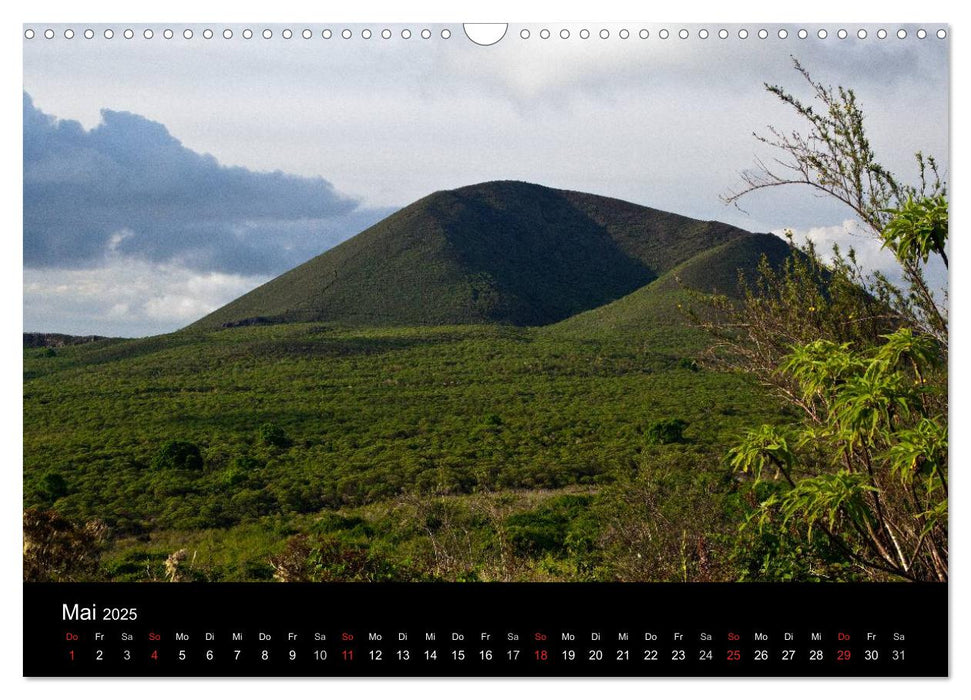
[23,93,389,274]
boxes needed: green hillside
[648,233,793,296]
[553,233,793,335]
[192,181,753,329]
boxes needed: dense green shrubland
[24,322,783,581]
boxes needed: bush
[151,440,203,470]
[40,471,69,501]
[259,423,292,448]
[677,358,700,371]
[102,550,162,581]
[228,489,278,520]
[645,418,689,444]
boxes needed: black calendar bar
[24,582,947,677]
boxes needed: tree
[39,471,68,502]
[713,61,947,582]
[722,58,947,344]
[258,423,292,448]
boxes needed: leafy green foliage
[725,481,859,582]
[727,424,795,482]
[772,471,877,538]
[881,195,948,268]
[729,327,947,581]
[717,231,948,580]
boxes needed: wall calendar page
[21,16,950,682]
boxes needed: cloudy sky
[23,23,949,336]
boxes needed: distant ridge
[23,332,114,348]
[191,181,768,330]
[649,233,794,297]
[552,233,794,334]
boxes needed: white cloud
[781,219,894,269]
[24,259,268,337]
[776,219,948,294]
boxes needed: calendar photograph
[23,23,948,591]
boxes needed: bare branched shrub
[472,495,524,581]
[722,58,947,343]
[392,493,478,580]
[269,535,315,582]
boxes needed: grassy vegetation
[24,320,792,582]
